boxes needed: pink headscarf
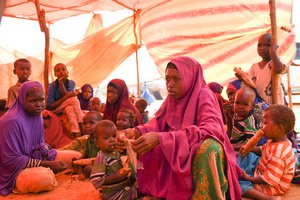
[103,79,143,126]
[136,56,242,199]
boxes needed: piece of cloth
[0,81,57,196]
[103,79,143,126]
[135,56,242,200]
[90,150,138,200]
[254,140,295,195]
[249,61,286,105]
[231,113,257,140]
[191,138,228,199]
[77,84,94,110]
[43,110,73,149]
[5,82,21,109]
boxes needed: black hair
[14,58,30,69]
[265,104,295,134]
[85,111,103,121]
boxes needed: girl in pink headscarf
[117,56,242,200]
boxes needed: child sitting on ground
[240,105,296,200]
[77,84,94,111]
[46,63,83,138]
[90,120,138,200]
[134,98,149,123]
[230,87,265,150]
[116,108,136,130]
[6,58,31,109]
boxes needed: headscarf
[226,79,241,94]
[136,56,242,200]
[207,82,223,94]
[77,84,93,110]
[103,79,143,126]
[0,81,56,196]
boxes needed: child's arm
[241,170,267,184]
[269,42,286,74]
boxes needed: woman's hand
[40,160,67,174]
[131,132,160,155]
[116,128,137,152]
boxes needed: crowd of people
[0,33,299,200]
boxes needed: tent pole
[134,10,141,98]
[269,0,279,104]
[33,0,50,95]
[286,65,293,109]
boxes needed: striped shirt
[231,113,257,141]
[254,140,295,195]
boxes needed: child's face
[257,35,271,61]
[89,98,101,112]
[261,110,282,139]
[94,126,116,153]
[107,86,118,104]
[82,113,99,135]
[24,87,45,116]
[116,112,132,130]
[54,64,68,79]
[14,61,31,82]
[234,92,254,119]
[82,87,93,100]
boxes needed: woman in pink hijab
[117,56,242,199]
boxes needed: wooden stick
[33,0,50,94]
[269,0,279,104]
[286,65,293,109]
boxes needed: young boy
[248,33,287,105]
[89,97,103,113]
[230,87,260,150]
[116,108,136,130]
[134,98,149,123]
[6,58,31,109]
[90,120,138,200]
[240,105,296,200]
[46,63,83,137]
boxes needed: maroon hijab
[136,56,242,199]
[103,79,143,126]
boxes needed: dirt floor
[1,170,300,200]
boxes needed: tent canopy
[0,0,296,100]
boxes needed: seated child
[89,97,103,113]
[71,111,103,179]
[6,58,31,109]
[77,84,94,111]
[240,105,296,199]
[46,63,83,138]
[230,87,262,150]
[90,120,138,200]
[134,98,149,123]
[116,108,136,130]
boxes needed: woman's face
[165,68,183,100]
[107,86,118,104]
[24,88,45,116]
[82,86,93,100]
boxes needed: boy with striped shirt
[241,104,296,200]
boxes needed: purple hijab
[0,81,56,196]
[77,84,93,110]
[136,57,242,199]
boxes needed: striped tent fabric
[140,0,296,85]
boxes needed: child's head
[116,108,136,130]
[13,58,31,83]
[257,33,271,61]
[54,63,68,79]
[89,97,102,112]
[81,84,93,100]
[262,105,295,139]
[82,111,103,135]
[234,87,255,119]
[134,98,148,113]
[93,120,117,153]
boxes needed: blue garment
[46,79,75,109]
[237,152,260,194]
